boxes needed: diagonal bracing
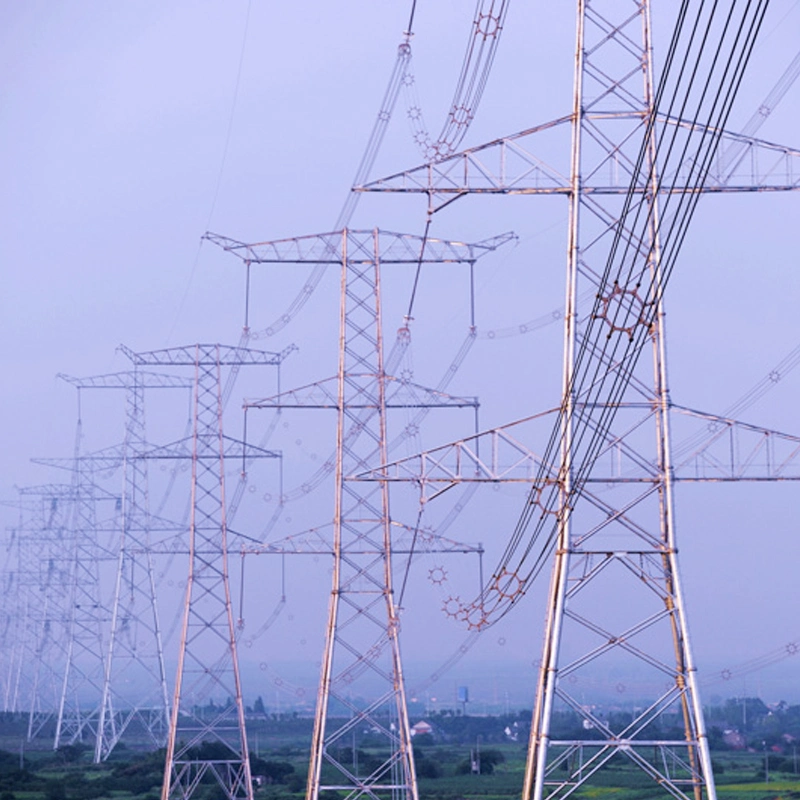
[212,227,511,800]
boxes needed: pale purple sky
[2,2,800,706]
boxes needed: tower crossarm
[351,409,560,502]
[32,451,125,473]
[57,371,193,390]
[33,439,179,470]
[353,403,800,497]
[356,117,572,197]
[245,375,478,410]
[31,436,281,468]
[34,436,278,469]
[670,405,800,482]
[140,435,279,461]
[659,115,800,193]
[356,113,800,197]
[16,483,76,499]
[118,342,288,367]
[384,377,478,408]
[232,521,484,556]
[204,228,515,264]
[245,378,340,409]
[716,46,800,179]
[29,453,124,491]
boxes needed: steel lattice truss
[204,228,514,266]
[125,344,283,800]
[210,228,511,800]
[57,371,193,762]
[24,373,191,757]
[25,361,282,766]
[356,116,800,199]
[98,376,171,758]
[357,3,796,800]
[1,485,74,740]
[355,405,800,494]
[55,436,118,751]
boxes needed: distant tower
[3,484,73,736]
[57,370,193,761]
[208,228,511,800]
[98,369,174,760]
[53,416,116,750]
[120,344,282,800]
[358,4,794,800]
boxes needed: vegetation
[0,700,796,798]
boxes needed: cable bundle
[401,0,511,162]
[467,0,771,627]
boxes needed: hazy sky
[2,2,800,708]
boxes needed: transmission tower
[356,4,797,800]
[2,488,50,718]
[207,227,512,800]
[44,416,121,750]
[1,484,74,735]
[118,344,282,800]
[24,486,74,741]
[31,387,187,754]
[31,381,177,750]
[57,370,193,761]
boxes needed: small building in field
[410,720,433,737]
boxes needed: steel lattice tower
[2,485,74,736]
[98,370,174,760]
[25,487,73,741]
[57,370,193,760]
[52,418,119,750]
[32,383,163,751]
[356,4,798,800]
[120,344,282,800]
[208,228,511,800]
[523,8,715,798]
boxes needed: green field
[0,711,797,800]
[0,743,793,800]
